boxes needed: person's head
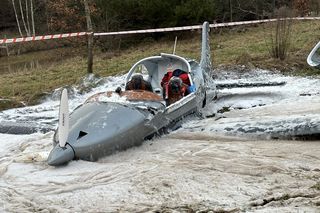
[169,76,182,93]
[131,74,143,81]
[130,74,143,90]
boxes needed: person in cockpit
[161,69,191,106]
[125,74,153,92]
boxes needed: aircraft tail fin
[199,22,217,104]
[200,21,215,91]
[200,22,212,75]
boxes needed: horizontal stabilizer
[0,121,54,135]
[216,81,286,90]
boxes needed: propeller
[58,88,69,147]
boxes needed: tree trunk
[255,0,259,19]
[31,0,35,36]
[11,0,23,37]
[83,0,93,74]
[19,0,30,36]
[26,0,31,34]
[229,0,233,22]
[44,0,49,32]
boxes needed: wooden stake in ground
[83,0,93,74]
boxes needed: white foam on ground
[0,75,127,128]
[0,70,320,212]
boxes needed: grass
[1,20,320,110]
[213,20,320,73]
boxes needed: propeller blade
[58,89,69,147]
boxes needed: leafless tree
[26,0,31,34]
[31,0,35,35]
[11,0,23,37]
[12,0,36,37]
[19,0,31,36]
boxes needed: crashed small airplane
[47,22,217,166]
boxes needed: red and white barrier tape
[0,32,91,45]
[94,17,320,36]
[94,25,202,36]
[210,17,320,28]
[1,17,320,44]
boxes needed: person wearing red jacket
[161,69,191,106]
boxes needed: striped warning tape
[210,17,320,28]
[94,25,202,36]
[94,17,320,36]
[0,32,91,45]
[1,17,320,44]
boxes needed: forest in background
[0,0,319,36]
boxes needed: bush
[267,7,293,61]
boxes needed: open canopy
[126,53,193,92]
[307,41,320,68]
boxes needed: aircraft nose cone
[47,144,75,166]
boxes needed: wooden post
[0,36,10,57]
[5,36,9,56]
[83,0,93,74]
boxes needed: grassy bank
[0,20,320,110]
[213,20,320,74]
